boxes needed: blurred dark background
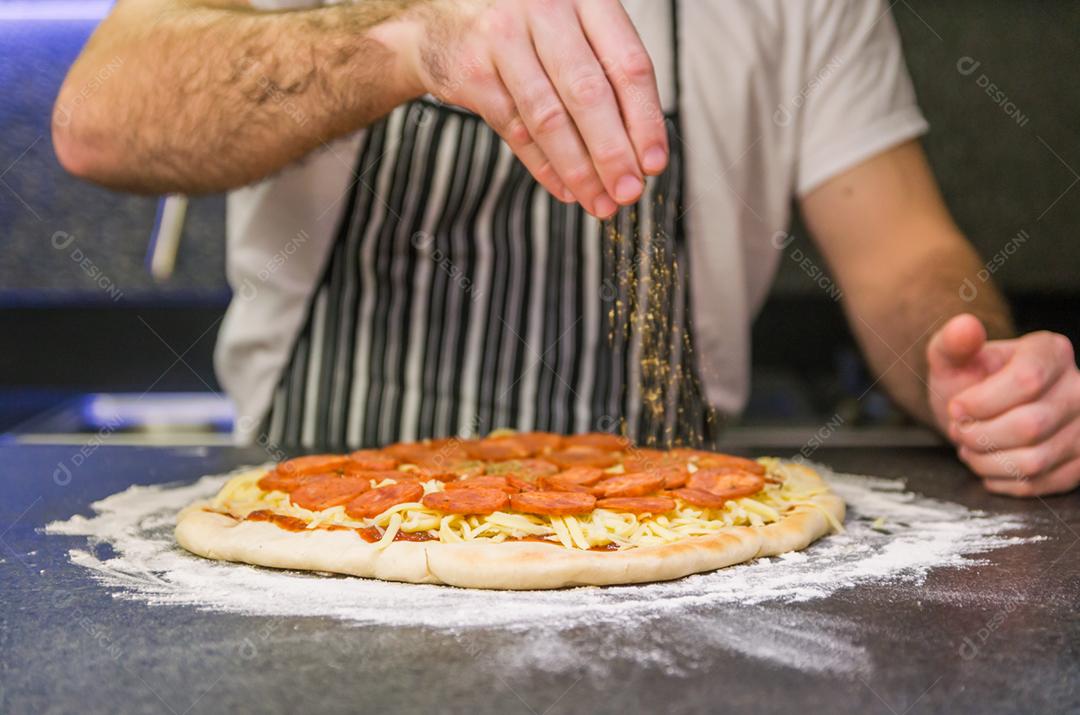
[0,1,1077,439]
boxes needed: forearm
[53,0,423,194]
[844,230,1015,425]
[801,141,1018,426]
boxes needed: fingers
[943,331,1080,498]
[957,415,1079,481]
[454,0,665,214]
[951,375,1077,452]
[979,457,1080,498]
[489,10,615,217]
[927,313,987,370]
[463,65,572,201]
[952,401,1063,453]
[528,2,645,205]
[926,316,1013,431]
[576,0,669,175]
[950,332,1073,421]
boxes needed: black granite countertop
[1,444,1077,714]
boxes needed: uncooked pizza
[176,431,844,589]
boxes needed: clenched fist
[927,313,1080,497]
[374,0,669,217]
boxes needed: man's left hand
[926,313,1080,497]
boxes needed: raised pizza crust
[175,462,844,590]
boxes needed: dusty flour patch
[46,466,1033,676]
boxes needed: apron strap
[670,0,682,111]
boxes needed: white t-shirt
[218,0,928,442]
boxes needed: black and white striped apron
[261,1,719,451]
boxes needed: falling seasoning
[601,193,718,449]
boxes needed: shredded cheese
[375,513,402,548]
[214,456,837,551]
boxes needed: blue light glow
[0,1,112,21]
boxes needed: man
[53,0,1079,496]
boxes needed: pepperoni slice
[422,488,509,515]
[344,482,425,519]
[509,490,596,516]
[399,458,482,481]
[537,475,593,493]
[621,448,679,472]
[646,466,690,489]
[275,454,352,478]
[384,438,472,463]
[411,457,486,478]
[538,466,607,493]
[405,469,462,483]
[512,432,564,454]
[463,437,532,461]
[456,460,489,478]
[687,468,766,499]
[382,442,439,464]
[678,450,766,475]
[547,446,619,469]
[596,496,676,514]
[346,450,399,471]
[608,463,689,489]
[562,432,631,452]
[700,457,766,476]
[289,476,371,511]
[505,475,540,493]
[485,458,560,479]
[444,475,517,494]
[592,473,666,498]
[257,470,332,493]
[426,437,471,457]
[673,487,730,509]
[350,470,413,485]
[554,467,607,485]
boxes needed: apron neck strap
[669,0,682,108]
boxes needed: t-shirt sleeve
[795,0,929,196]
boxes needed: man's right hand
[377,0,669,218]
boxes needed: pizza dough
[176,436,844,590]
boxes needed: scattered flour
[45,466,1035,676]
